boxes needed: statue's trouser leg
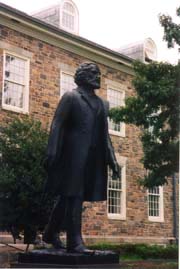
[66,197,92,253]
[43,195,67,248]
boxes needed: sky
[1,0,179,64]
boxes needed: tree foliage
[109,61,180,187]
[159,7,180,48]
[109,6,180,188]
[0,116,52,243]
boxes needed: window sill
[109,129,125,138]
[108,213,126,220]
[2,104,29,114]
[148,217,164,223]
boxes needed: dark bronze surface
[42,63,120,253]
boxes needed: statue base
[11,248,120,268]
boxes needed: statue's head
[74,62,101,90]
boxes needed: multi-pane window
[107,87,125,136]
[107,156,126,220]
[2,52,29,113]
[62,1,76,32]
[108,168,122,215]
[60,71,76,96]
[148,186,164,222]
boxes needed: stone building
[0,1,178,245]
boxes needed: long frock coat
[45,87,117,201]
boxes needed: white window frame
[107,155,127,220]
[60,0,79,34]
[2,50,30,114]
[60,70,76,97]
[107,85,125,137]
[148,109,162,144]
[148,186,164,222]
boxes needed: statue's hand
[112,162,120,180]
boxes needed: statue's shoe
[67,243,94,254]
[42,233,66,249]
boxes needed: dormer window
[61,0,79,34]
[32,0,79,35]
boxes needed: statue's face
[85,64,101,90]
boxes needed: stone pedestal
[11,248,120,268]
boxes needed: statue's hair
[74,62,100,86]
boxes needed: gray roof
[0,2,133,66]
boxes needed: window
[148,109,162,144]
[107,87,125,137]
[60,71,76,96]
[2,51,29,113]
[107,155,126,220]
[148,186,164,222]
[61,0,79,34]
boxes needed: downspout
[171,56,180,245]
[172,173,178,244]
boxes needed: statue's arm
[104,100,120,179]
[46,91,73,168]
[107,134,118,169]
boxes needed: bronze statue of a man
[43,62,119,253]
